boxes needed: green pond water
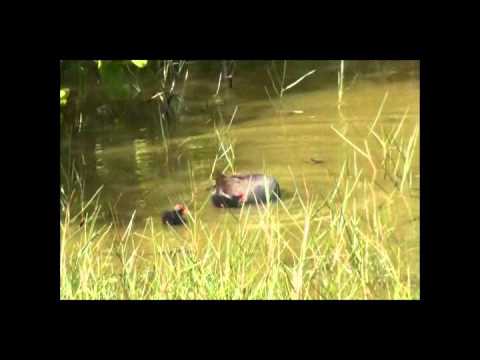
[61,60,420,288]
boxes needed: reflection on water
[61,60,420,285]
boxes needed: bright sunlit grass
[60,145,419,300]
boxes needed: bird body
[161,204,189,226]
[212,173,281,208]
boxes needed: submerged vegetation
[60,60,419,300]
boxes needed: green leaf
[131,60,148,68]
[98,62,132,99]
[60,88,70,106]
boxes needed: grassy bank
[60,73,419,300]
[60,141,419,300]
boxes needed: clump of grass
[61,153,418,300]
[370,107,419,191]
[332,92,419,192]
[149,61,190,163]
[264,60,316,115]
[209,105,238,177]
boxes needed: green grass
[60,148,419,300]
[209,105,238,177]
[60,75,419,300]
[265,60,317,116]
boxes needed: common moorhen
[161,204,189,226]
[212,173,281,208]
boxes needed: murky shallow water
[61,60,420,291]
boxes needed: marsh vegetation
[60,60,419,300]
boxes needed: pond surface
[61,60,420,288]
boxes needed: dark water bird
[161,204,189,226]
[211,173,281,208]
